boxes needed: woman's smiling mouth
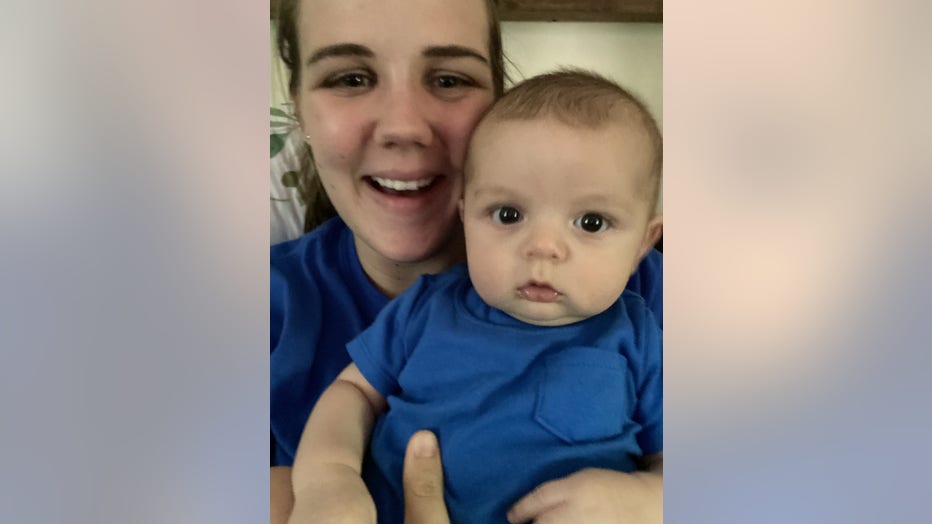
[366,175,440,196]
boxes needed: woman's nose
[374,87,433,149]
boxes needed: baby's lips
[517,283,560,303]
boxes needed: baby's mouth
[517,282,560,303]
[366,175,439,196]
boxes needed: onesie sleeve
[346,275,436,398]
[629,300,663,456]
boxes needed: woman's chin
[379,237,446,264]
[367,227,459,265]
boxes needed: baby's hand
[506,468,662,524]
[288,463,376,524]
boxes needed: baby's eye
[492,206,522,225]
[574,213,609,233]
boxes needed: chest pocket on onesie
[534,346,635,444]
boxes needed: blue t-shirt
[270,217,388,466]
[349,265,662,524]
[270,217,663,467]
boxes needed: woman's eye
[430,73,478,92]
[323,72,374,90]
[341,74,368,87]
[574,213,609,233]
[434,75,465,88]
[492,206,522,225]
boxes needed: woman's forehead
[300,0,489,56]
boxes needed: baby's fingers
[507,478,571,523]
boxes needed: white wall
[501,22,662,128]
[271,24,290,109]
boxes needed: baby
[290,69,663,523]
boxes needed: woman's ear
[637,215,663,261]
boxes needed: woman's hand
[399,433,663,524]
[402,430,450,524]
[506,468,663,524]
[284,430,450,524]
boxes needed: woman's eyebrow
[423,45,488,64]
[306,43,374,66]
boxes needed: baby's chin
[499,297,617,327]
[501,305,590,327]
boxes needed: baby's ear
[637,215,663,261]
[458,199,465,221]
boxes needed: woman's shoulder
[271,216,347,264]
[618,289,660,330]
[271,217,384,319]
[626,248,663,326]
[271,217,357,304]
[630,248,662,285]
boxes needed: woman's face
[296,0,495,265]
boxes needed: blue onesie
[348,265,662,524]
[270,217,663,468]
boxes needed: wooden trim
[498,0,661,22]
[271,0,662,23]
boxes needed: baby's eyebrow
[471,185,517,199]
[422,45,488,64]
[306,43,374,66]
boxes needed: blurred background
[2,0,930,522]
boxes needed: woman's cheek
[446,100,495,167]
[311,119,360,168]
[306,97,358,151]
[442,122,472,168]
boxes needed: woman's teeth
[370,176,436,191]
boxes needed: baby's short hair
[473,69,662,205]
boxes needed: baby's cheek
[466,258,498,305]
[580,271,627,317]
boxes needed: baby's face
[461,117,659,326]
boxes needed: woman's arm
[288,364,387,523]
